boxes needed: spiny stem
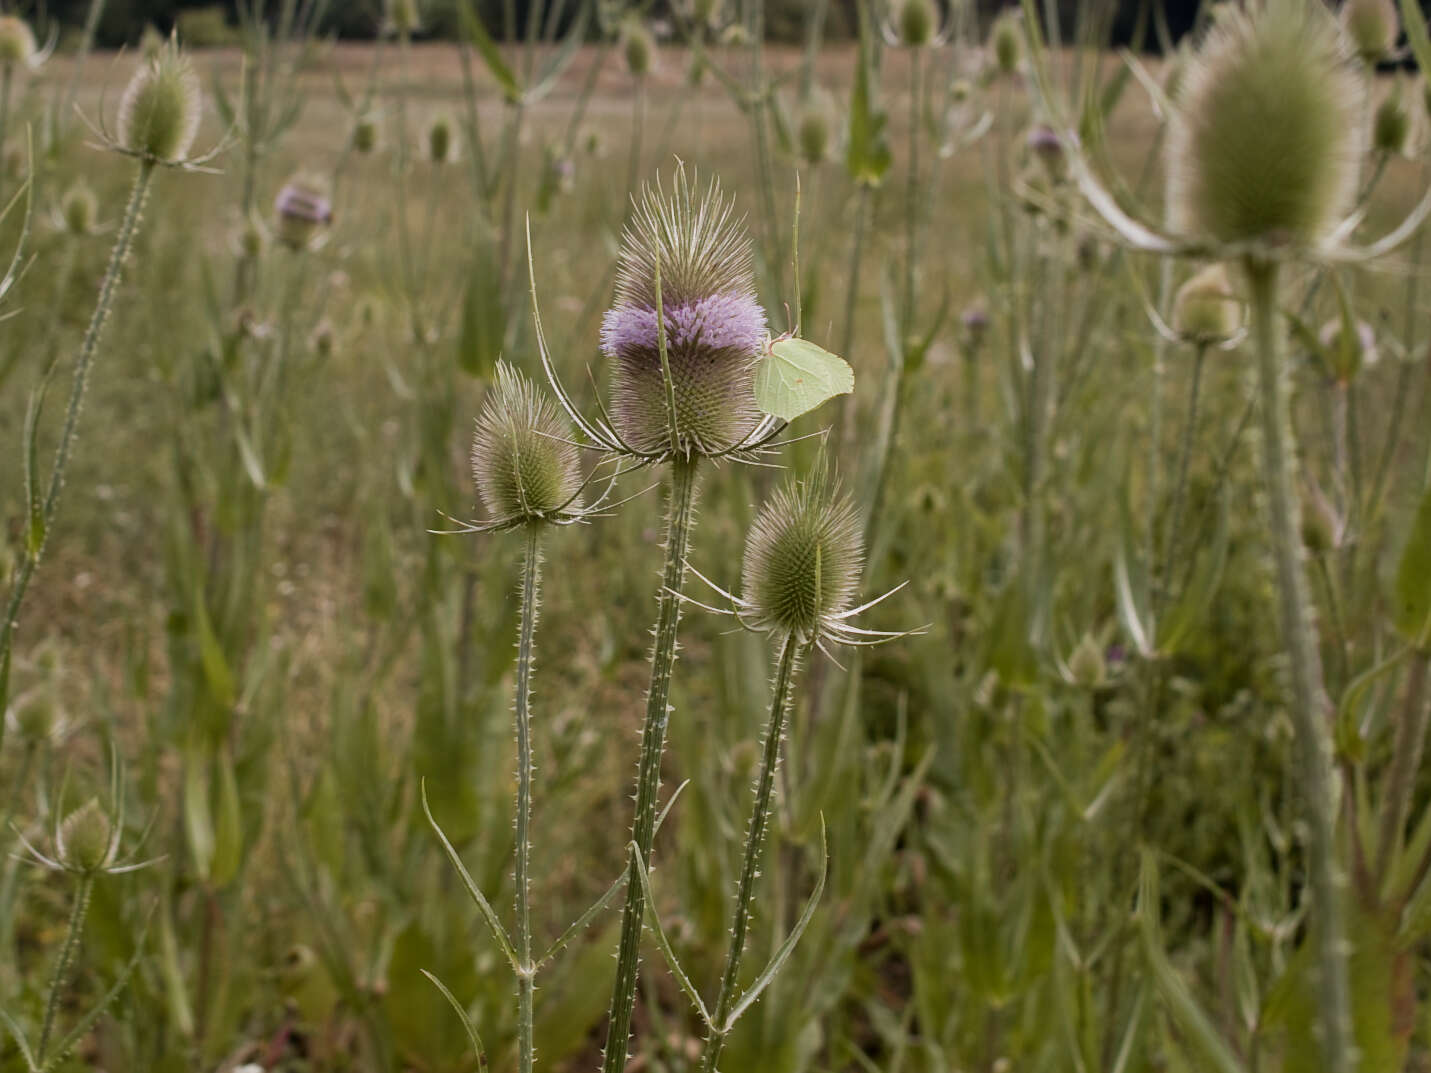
[700,631,802,1073]
[601,455,700,1073]
[515,523,542,1073]
[37,873,93,1063]
[0,160,154,693]
[1247,257,1354,1073]
[1377,652,1431,882]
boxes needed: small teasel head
[623,19,655,79]
[960,300,990,353]
[386,0,421,35]
[56,798,116,875]
[600,165,767,456]
[59,179,98,236]
[990,9,1022,74]
[896,0,939,48]
[1340,0,1399,64]
[1166,0,1365,249]
[0,16,36,67]
[741,464,862,642]
[1172,262,1243,344]
[1067,633,1107,690]
[274,174,333,251]
[116,38,203,164]
[352,113,378,154]
[427,114,454,164]
[797,91,834,165]
[471,362,583,525]
[1026,124,1066,180]
[1374,78,1413,156]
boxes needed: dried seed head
[742,467,862,640]
[1374,80,1412,155]
[273,175,332,251]
[797,93,833,165]
[1171,262,1242,343]
[57,798,114,874]
[0,16,36,66]
[601,166,766,456]
[60,180,98,236]
[990,9,1022,74]
[427,114,454,164]
[352,114,378,153]
[898,0,938,48]
[1167,0,1365,247]
[117,40,203,163]
[623,20,655,78]
[471,362,582,521]
[1340,0,1399,63]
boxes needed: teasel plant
[423,361,656,1073]
[1023,0,1431,1068]
[529,164,812,1072]
[632,458,922,1071]
[0,14,53,185]
[1,39,219,733]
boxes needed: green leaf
[754,337,854,422]
[457,0,521,104]
[1394,483,1431,648]
[421,970,488,1073]
[1400,0,1431,79]
[844,28,891,188]
[184,748,215,881]
[193,589,236,711]
[209,747,243,887]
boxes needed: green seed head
[471,362,583,521]
[797,94,833,165]
[117,40,203,163]
[0,16,36,66]
[1068,633,1107,689]
[990,9,1022,74]
[387,0,421,34]
[352,114,378,154]
[1167,0,1365,247]
[60,180,98,236]
[427,114,454,164]
[11,687,58,742]
[742,467,862,640]
[1341,0,1399,63]
[1374,80,1412,155]
[898,0,938,48]
[1172,262,1243,343]
[623,20,654,78]
[57,798,114,874]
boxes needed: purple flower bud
[274,178,333,251]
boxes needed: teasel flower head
[115,38,203,164]
[599,165,769,457]
[427,114,455,164]
[58,179,98,236]
[1171,263,1243,344]
[1374,78,1413,156]
[352,113,378,154]
[0,16,36,67]
[990,9,1022,74]
[466,362,588,531]
[1166,0,1365,249]
[797,91,834,166]
[1340,0,1399,64]
[622,19,655,79]
[1066,633,1108,690]
[17,750,160,877]
[274,175,332,251]
[677,460,923,655]
[891,0,940,48]
[386,0,421,35]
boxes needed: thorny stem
[699,631,802,1073]
[37,873,93,1063]
[901,47,922,338]
[1247,257,1354,1073]
[601,456,700,1073]
[1376,652,1431,882]
[515,524,542,1073]
[0,160,155,695]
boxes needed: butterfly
[752,332,854,422]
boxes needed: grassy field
[4,5,1431,1072]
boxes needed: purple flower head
[603,165,767,455]
[274,176,332,250]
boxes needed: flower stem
[0,160,154,699]
[601,455,700,1073]
[699,631,801,1073]
[1247,257,1354,1073]
[37,873,93,1064]
[515,523,542,1073]
[1376,651,1430,881]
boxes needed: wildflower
[797,93,833,166]
[896,0,938,48]
[1067,633,1107,689]
[470,362,584,527]
[1026,124,1066,180]
[0,16,36,67]
[990,9,1021,74]
[116,39,203,164]
[623,20,655,79]
[1340,0,1399,64]
[273,175,332,251]
[1171,263,1242,344]
[58,180,98,236]
[427,114,454,165]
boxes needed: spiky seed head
[471,362,582,521]
[721,22,750,47]
[1068,633,1107,689]
[240,211,267,258]
[427,114,454,164]
[117,40,202,163]
[1172,263,1242,343]
[60,180,98,236]
[797,93,833,165]
[990,9,1022,74]
[601,166,767,456]
[11,687,57,742]
[352,114,378,153]
[623,20,655,78]
[1374,81,1412,155]
[139,24,165,60]
[386,0,421,34]
[0,16,36,66]
[960,300,990,350]
[57,798,113,874]
[1320,316,1378,380]
[742,468,862,640]
[898,0,938,48]
[273,175,332,251]
[1166,0,1365,248]
[1341,0,1399,63]
[310,319,336,358]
